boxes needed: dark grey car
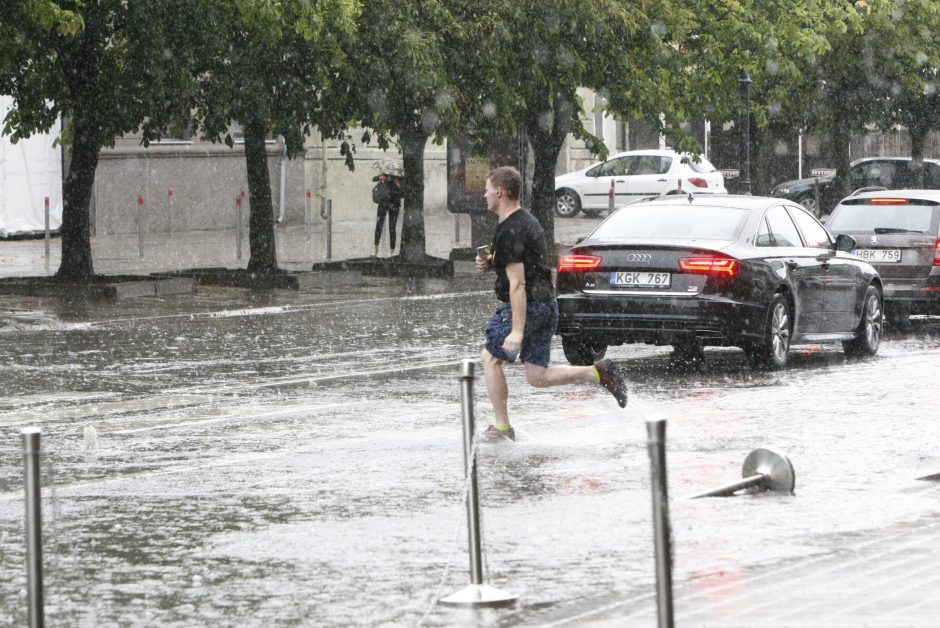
[771,157,940,215]
[556,195,884,369]
[826,190,940,325]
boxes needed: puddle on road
[1,288,940,626]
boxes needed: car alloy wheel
[749,294,791,370]
[769,299,791,364]
[843,285,883,357]
[797,194,819,214]
[555,190,581,218]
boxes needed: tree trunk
[55,114,100,283]
[399,125,428,261]
[909,121,927,188]
[243,116,278,273]
[832,121,852,199]
[55,22,101,284]
[752,125,773,196]
[526,118,565,250]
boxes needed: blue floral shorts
[484,300,558,368]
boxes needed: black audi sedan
[556,195,884,369]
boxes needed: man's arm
[504,261,526,351]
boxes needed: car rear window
[591,205,748,241]
[682,155,718,173]
[828,200,938,233]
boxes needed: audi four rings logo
[625,253,652,263]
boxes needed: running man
[476,166,628,442]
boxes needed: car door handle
[785,260,799,271]
[657,178,668,182]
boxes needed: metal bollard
[43,197,50,272]
[167,189,175,233]
[305,191,312,234]
[22,427,44,628]
[813,177,821,216]
[608,179,615,213]
[440,360,516,608]
[325,199,332,260]
[235,196,243,261]
[688,447,795,499]
[137,196,145,258]
[646,420,674,628]
[454,214,460,243]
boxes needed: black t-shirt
[491,208,554,303]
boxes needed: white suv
[554,149,726,218]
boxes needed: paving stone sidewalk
[0,209,603,280]
[531,495,940,627]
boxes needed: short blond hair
[487,166,522,201]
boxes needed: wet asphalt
[2,215,940,626]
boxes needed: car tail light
[679,256,738,276]
[558,255,602,272]
[934,239,940,266]
[688,177,708,188]
[870,198,910,205]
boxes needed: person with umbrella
[371,159,403,257]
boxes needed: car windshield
[591,204,749,240]
[828,202,936,232]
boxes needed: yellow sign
[465,156,490,192]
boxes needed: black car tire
[843,285,883,357]
[886,307,911,330]
[748,294,791,370]
[670,340,705,371]
[555,189,582,218]
[562,335,607,366]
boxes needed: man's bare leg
[480,348,510,427]
[524,363,595,388]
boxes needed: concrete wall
[93,141,304,235]
[93,132,448,235]
[305,130,448,224]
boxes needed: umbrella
[372,158,404,178]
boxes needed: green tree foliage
[666,0,838,194]
[872,0,940,186]
[806,1,884,197]
[346,0,458,261]
[453,0,672,245]
[0,0,211,282]
[192,0,359,273]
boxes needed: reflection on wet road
[1,281,939,626]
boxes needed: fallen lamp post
[689,447,795,499]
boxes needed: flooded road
[1,279,939,626]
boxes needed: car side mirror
[575,236,586,244]
[834,233,856,252]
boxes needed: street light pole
[739,72,752,195]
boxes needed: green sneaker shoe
[480,424,516,442]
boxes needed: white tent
[0,96,63,238]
